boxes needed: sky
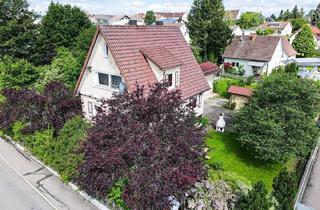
[28,0,318,17]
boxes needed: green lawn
[205,130,295,191]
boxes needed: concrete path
[0,138,98,210]
[302,149,320,210]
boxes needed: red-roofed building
[311,26,320,49]
[227,86,252,109]
[199,61,221,90]
[75,25,210,119]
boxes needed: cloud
[28,0,318,16]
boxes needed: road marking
[0,154,58,210]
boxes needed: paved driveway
[204,93,236,130]
[0,139,99,210]
[302,149,320,210]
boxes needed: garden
[213,77,257,98]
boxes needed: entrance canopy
[248,61,265,67]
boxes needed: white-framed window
[88,102,93,118]
[111,75,122,89]
[175,71,180,87]
[105,44,109,57]
[98,73,109,86]
[232,62,239,67]
[198,94,202,108]
[165,73,173,87]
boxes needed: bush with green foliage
[35,47,81,90]
[107,179,129,210]
[0,56,39,89]
[198,116,209,127]
[12,116,88,182]
[233,72,320,162]
[213,78,244,98]
[235,181,272,210]
[293,25,316,57]
[291,18,309,32]
[144,11,156,25]
[256,28,274,35]
[272,169,298,210]
[236,12,264,29]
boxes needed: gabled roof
[199,61,221,75]
[222,35,297,61]
[228,86,252,97]
[140,46,183,70]
[75,25,209,99]
[224,10,240,20]
[311,26,320,39]
[260,21,290,29]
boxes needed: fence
[294,138,320,209]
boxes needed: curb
[2,136,111,210]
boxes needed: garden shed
[227,85,252,110]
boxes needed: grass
[205,130,296,191]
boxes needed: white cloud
[28,0,318,16]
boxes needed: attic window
[165,74,173,87]
[105,45,109,57]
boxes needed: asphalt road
[0,157,55,210]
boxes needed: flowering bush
[186,180,238,210]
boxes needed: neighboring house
[222,35,298,77]
[88,14,144,25]
[199,61,221,90]
[74,24,210,119]
[230,25,257,36]
[227,86,252,110]
[224,9,241,21]
[311,26,320,49]
[259,22,293,36]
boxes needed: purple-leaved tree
[77,83,205,210]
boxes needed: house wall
[223,58,268,77]
[281,23,292,36]
[229,94,249,110]
[78,33,123,119]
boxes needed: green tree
[35,47,80,90]
[256,28,274,35]
[187,0,232,62]
[144,11,156,25]
[233,72,320,162]
[237,12,264,29]
[0,56,38,89]
[272,169,298,210]
[34,2,92,65]
[293,25,316,57]
[72,25,96,68]
[0,0,38,62]
[311,3,320,26]
[291,5,301,19]
[291,18,309,32]
[235,181,272,210]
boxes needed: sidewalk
[0,138,98,210]
[302,149,320,210]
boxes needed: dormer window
[165,74,173,87]
[98,73,109,86]
[105,44,109,57]
[111,75,122,88]
[175,71,180,86]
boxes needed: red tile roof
[199,61,221,75]
[140,46,183,70]
[223,35,297,61]
[228,85,252,97]
[311,26,320,39]
[75,25,210,99]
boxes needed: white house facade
[259,22,293,36]
[222,35,298,77]
[75,25,210,119]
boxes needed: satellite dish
[119,82,127,94]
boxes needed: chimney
[155,21,163,26]
[249,33,257,42]
[128,19,138,26]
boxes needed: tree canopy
[237,12,264,29]
[293,25,316,57]
[144,11,156,25]
[34,2,92,65]
[77,83,205,209]
[233,71,320,162]
[0,0,39,63]
[311,3,320,27]
[187,0,232,63]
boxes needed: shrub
[186,180,237,210]
[77,83,205,209]
[235,181,272,210]
[0,81,82,134]
[198,116,209,126]
[107,179,129,210]
[272,169,298,210]
[233,72,320,162]
[213,78,244,98]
